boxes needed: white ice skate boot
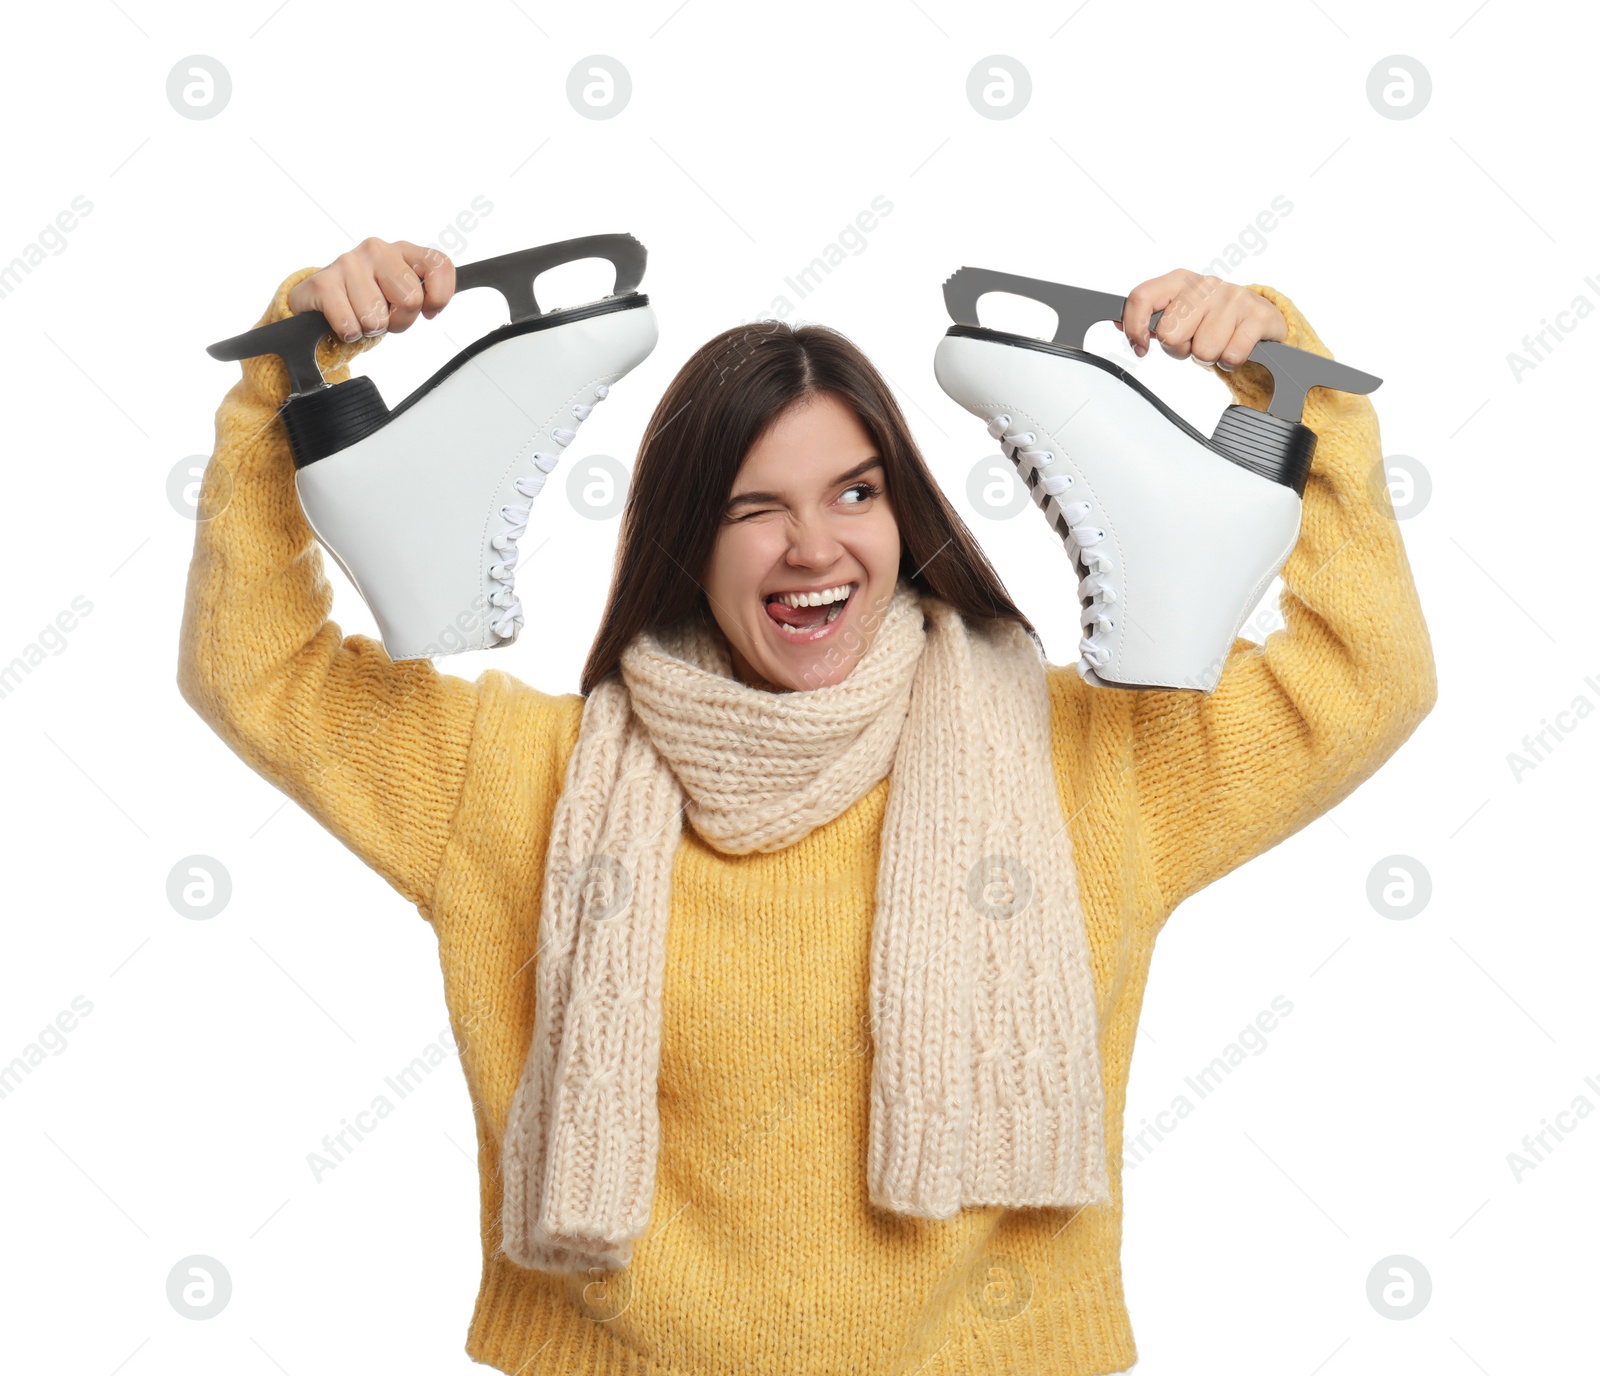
[208,232,658,659]
[934,267,1381,692]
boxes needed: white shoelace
[987,413,1116,679]
[488,382,611,640]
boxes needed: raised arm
[176,262,480,920]
[1053,282,1437,914]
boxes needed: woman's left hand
[1114,268,1288,371]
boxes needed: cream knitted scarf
[500,577,1110,1273]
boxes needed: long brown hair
[579,318,1037,696]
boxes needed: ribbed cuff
[933,1260,1138,1376]
[464,1246,1138,1376]
[468,1252,650,1376]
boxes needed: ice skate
[207,232,659,659]
[933,267,1381,692]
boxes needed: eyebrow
[725,457,884,511]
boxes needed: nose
[783,508,845,570]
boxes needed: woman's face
[701,391,902,692]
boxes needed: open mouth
[762,581,857,638]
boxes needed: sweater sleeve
[176,265,481,921]
[1051,284,1438,914]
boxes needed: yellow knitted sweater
[177,267,1437,1376]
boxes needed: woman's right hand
[287,237,457,343]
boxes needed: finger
[1122,280,1165,355]
[344,239,395,337]
[397,240,456,321]
[1252,294,1289,344]
[1189,296,1246,367]
[1212,316,1262,372]
[311,277,366,343]
[369,241,429,334]
[1151,270,1214,358]
[380,240,453,332]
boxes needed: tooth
[772,583,856,607]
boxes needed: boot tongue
[767,597,830,628]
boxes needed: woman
[178,238,1436,1375]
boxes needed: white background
[0,1,1593,1372]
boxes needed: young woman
[178,237,1436,1375]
